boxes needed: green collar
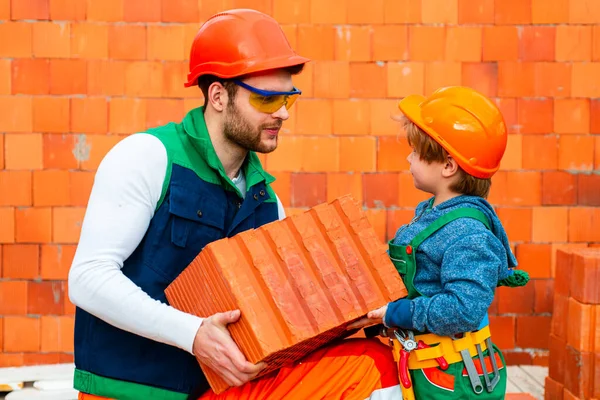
[181,107,275,192]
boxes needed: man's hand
[192,310,266,387]
[347,304,388,331]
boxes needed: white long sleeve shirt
[68,133,285,355]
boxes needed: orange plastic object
[165,195,408,393]
[398,86,507,179]
[184,9,309,87]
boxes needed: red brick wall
[1,0,600,367]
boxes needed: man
[69,9,400,400]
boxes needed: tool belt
[399,326,491,370]
[380,326,502,399]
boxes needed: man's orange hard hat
[398,86,508,179]
[184,9,310,87]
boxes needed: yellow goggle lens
[248,93,299,114]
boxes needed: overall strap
[410,208,491,250]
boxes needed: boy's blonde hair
[403,117,492,198]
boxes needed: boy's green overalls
[386,208,517,400]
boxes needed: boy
[352,86,527,399]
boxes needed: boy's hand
[347,304,388,331]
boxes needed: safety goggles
[233,80,302,114]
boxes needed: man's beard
[223,103,282,154]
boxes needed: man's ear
[441,155,460,178]
[206,82,227,112]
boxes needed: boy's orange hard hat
[184,9,310,87]
[398,86,507,179]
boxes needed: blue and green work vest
[73,108,280,399]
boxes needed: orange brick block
[494,0,531,24]
[32,22,70,58]
[0,171,32,207]
[52,207,85,243]
[3,316,40,352]
[290,173,326,207]
[124,61,163,98]
[548,334,566,382]
[519,26,555,62]
[534,63,571,97]
[551,294,569,340]
[558,135,594,171]
[562,389,579,400]
[568,207,600,243]
[0,281,28,315]
[339,137,376,172]
[383,0,420,23]
[516,315,551,349]
[49,0,86,20]
[516,243,551,279]
[496,208,532,243]
[87,60,126,96]
[0,22,32,58]
[0,207,15,244]
[40,316,74,353]
[349,63,387,98]
[310,0,347,24]
[0,60,8,96]
[564,346,600,400]
[33,96,70,133]
[570,250,600,304]
[532,207,568,243]
[578,174,600,207]
[49,59,87,95]
[313,61,350,99]
[534,280,554,314]
[145,99,185,130]
[387,62,425,97]
[0,0,9,19]
[147,25,185,61]
[161,0,199,23]
[273,0,311,24]
[555,249,578,295]
[548,248,600,400]
[347,0,384,23]
[533,0,568,24]
[2,244,39,279]
[566,298,599,353]
[23,353,62,366]
[544,377,564,400]
[541,171,577,206]
[326,173,362,204]
[40,244,76,280]
[86,0,123,21]
[166,196,407,393]
[334,26,370,62]
[28,282,64,315]
[372,25,408,61]
[489,315,515,349]
[506,395,537,400]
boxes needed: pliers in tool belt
[394,330,417,388]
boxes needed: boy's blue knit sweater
[384,195,518,336]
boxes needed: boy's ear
[441,156,460,178]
